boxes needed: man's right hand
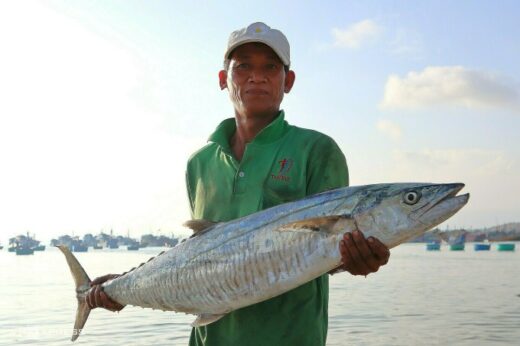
[86,274,125,312]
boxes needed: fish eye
[403,191,421,205]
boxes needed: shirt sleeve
[185,160,195,217]
[306,135,349,196]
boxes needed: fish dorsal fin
[191,313,227,327]
[278,215,356,233]
[183,219,218,234]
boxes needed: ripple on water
[2,243,520,345]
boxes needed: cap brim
[224,38,290,67]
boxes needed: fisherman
[87,22,390,346]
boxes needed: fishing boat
[32,245,46,251]
[450,244,465,251]
[426,242,441,251]
[127,243,140,251]
[9,233,43,254]
[497,243,515,251]
[474,243,490,251]
[445,231,466,251]
[72,244,88,252]
[107,239,119,249]
[16,247,34,255]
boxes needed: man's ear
[218,70,228,90]
[284,70,296,93]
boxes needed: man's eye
[237,63,249,69]
[266,64,277,70]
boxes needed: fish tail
[56,245,91,342]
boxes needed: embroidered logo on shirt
[271,158,293,182]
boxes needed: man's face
[219,43,295,117]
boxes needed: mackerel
[58,182,469,341]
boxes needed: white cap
[224,22,290,67]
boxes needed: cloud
[332,19,382,49]
[393,148,517,179]
[380,66,520,111]
[376,119,402,140]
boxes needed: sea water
[1,243,518,345]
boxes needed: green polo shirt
[185,110,348,346]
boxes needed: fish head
[345,183,469,248]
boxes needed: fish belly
[104,230,342,315]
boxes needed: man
[87,22,390,346]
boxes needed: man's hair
[223,59,289,73]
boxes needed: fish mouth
[411,183,469,226]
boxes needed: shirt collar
[208,110,289,150]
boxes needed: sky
[1,0,519,243]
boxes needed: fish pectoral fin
[183,219,218,234]
[191,313,227,327]
[277,215,356,233]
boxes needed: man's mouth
[246,89,269,95]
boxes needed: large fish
[58,182,468,341]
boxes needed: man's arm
[305,135,348,196]
[305,135,389,276]
[186,161,196,217]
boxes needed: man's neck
[230,110,279,161]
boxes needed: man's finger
[91,274,119,286]
[86,288,93,309]
[344,232,371,275]
[367,237,390,265]
[93,285,102,309]
[85,284,123,311]
[100,291,122,312]
[351,231,381,273]
[340,237,359,275]
[88,287,97,309]
[339,240,347,265]
[91,276,107,286]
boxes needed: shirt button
[238,171,245,178]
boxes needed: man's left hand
[334,230,390,276]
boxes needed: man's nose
[248,68,267,82]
